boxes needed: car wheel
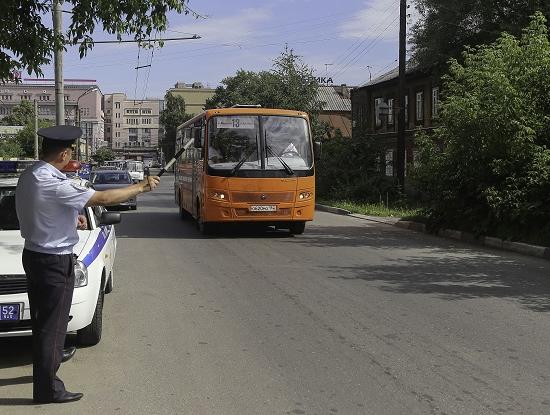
[105,272,113,294]
[288,221,306,235]
[77,289,104,346]
[179,204,190,220]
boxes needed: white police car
[0,160,119,346]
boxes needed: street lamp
[76,86,100,161]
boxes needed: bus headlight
[74,260,88,288]
[298,191,313,201]
[209,190,228,201]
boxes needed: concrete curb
[316,204,550,260]
[315,203,351,215]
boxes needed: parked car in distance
[90,170,137,210]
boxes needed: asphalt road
[1,175,550,414]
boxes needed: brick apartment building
[103,93,162,162]
[0,78,106,157]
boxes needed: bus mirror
[314,141,322,160]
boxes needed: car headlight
[74,260,88,288]
[298,191,313,200]
[208,190,228,201]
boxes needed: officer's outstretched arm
[86,176,160,207]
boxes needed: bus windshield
[208,115,312,171]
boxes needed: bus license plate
[249,205,277,212]
[0,304,20,321]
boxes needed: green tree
[1,100,35,126]
[159,92,192,161]
[0,0,198,82]
[1,100,52,157]
[412,13,550,244]
[0,136,23,159]
[92,146,116,165]
[410,0,550,72]
[205,46,324,136]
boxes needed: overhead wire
[329,0,399,71]
[330,15,400,79]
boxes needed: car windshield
[207,115,312,171]
[0,188,19,230]
[91,172,132,184]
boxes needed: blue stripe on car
[82,225,111,267]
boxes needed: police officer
[16,126,160,404]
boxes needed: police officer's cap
[38,125,82,146]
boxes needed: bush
[412,13,550,244]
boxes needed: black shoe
[34,391,83,404]
[61,346,76,363]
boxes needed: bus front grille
[234,208,291,217]
[231,192,294,203]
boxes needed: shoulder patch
[70,178,92,191]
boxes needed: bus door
[191,124,204,217]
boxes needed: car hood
[92,183,133,191]
[0,230,91,275]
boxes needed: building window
[126,108,139,114]
[374,97,382,127]
[115,123,120,128]
[385,150,393,177]
[387,98,394,125]
[416,91,423,121]
[128,118,139,125]
[106,109,111,114]
[1,95,12,101]
[64,95,70,101]
[115,112,120,119]
[106,127,111,133]
[141,108,152,114]
[115,132,120,138]
[115,102,120,109]
[79,107,90,117]
[142,118,151,124]
[432,87,440,118]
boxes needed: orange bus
[174,106,317,234]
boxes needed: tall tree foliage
[412,13,550,244]
[159,92,192,161]
[0,0,196,81]
[1,100,52,157]
[410,0,550,72]
[92,146,116,165]
[205,47,324,136]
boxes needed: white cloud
[168,8,271,45]
[341,0,420,41]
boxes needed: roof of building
[358,63,420,88]
[316,86,351,112]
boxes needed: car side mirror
[99,211,121,226]
[313,141,322,160]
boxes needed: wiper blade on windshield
[265,141,294,176]
[230,154,249,176]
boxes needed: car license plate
[249,205,277,212]
[0,304,20,321]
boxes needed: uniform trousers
[22,249,75,401]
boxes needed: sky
[38,0,420,100]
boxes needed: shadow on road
[0,337,32,369]
[0,398,34,406]
[299,225,550,312]
[115,210,294,239]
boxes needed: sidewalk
[315,203,550,261]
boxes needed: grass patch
[318,199,422,218]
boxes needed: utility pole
[53,0,64,125]
[396,0,407,189]
[34,100,38,159]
